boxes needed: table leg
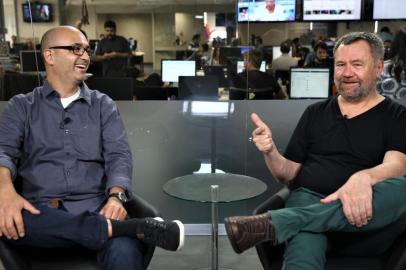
[211,185,219,270]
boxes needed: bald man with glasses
[0,26,184,270]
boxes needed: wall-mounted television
[22,3,53,23]
[302,0,362,21]
[237,0,296,22]
[373,0,406,20]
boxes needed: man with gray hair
[224,31,406,269]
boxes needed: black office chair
[229,87,276,100]
[134,87,168,100]
[253,187,406,270]
[85,77,134,100]
[1,72,42,101]
[0,193,159,270]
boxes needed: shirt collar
[41,81,92,105]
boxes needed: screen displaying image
[290,68,330,99]
[303,0,361,21]
[373,0,406,20]
[22,3,53,22]
[161,60,196,83]
[237,0,296,22]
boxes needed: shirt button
[66,170,70,176]
[65,129,70,134]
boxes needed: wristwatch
[108,192,128,203]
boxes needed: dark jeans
[270,177,406,270]
[3,203,143,270]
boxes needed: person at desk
[224,32,406,270]
[95,20,131,77]
[271,42,298,71]
[305,41,333,69]
[188,33,201,51]
[0,26,184,270]
[232,50,284,100]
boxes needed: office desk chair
[253,187,406,270]
[228,87,276,100]
[0,194,159,270]
[85,77,134,100]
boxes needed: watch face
[117,192,128,202]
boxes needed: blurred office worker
[224,32,406,270]
[0,26,184,270]
[95,20,131,77]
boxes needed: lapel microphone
[59,117,72,129]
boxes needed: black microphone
[343,114,348,119]
[59,117,71,129]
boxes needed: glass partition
[2,0,406,227]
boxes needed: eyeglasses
[48,45,93,56]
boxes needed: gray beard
[336,82,372,102]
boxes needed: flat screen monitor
[290,68,330,99]
[302,0,362,21]
[178,76,219,100]
[22,3,53,22]
[219,47,243,65]
[236,60,266,73]
[237,0,296,22]
[373,0,406,20]
[272,46,292,61]
[203,65,229,87]
[161,60,196,83]
[20,50,45,72]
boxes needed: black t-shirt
[96,35,131,77]
[285,97,406,195]
[232,70,281,99]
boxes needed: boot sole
[224,217,243,254]
[173,220,185,251]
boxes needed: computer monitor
[20,50,45,72]
[161,60,196,83]
[237,0,296,22]
[178,76,219,100]
[290,68,330,99]
[203,65,229,87]
[272,46,292,61]
[219,47,243,65]
[236,60,266,73]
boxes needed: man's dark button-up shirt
[0,82,132,214]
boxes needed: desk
[163,173,267,270]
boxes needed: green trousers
[269,177,406,270]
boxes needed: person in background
[95,20,131,77]
[224,31,406,270]
[305,41,331,68]
[271,42,298,71]
[378,26,394,43]
[377,28,406,99]
[232,50,285,100]
[0,26,184,270]
[188,33,201,51]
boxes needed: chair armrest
[253,186,290,215]
[385,229,406,270]
[124,192,160,219]
[0,239,30,270]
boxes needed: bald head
[41,26,85,53]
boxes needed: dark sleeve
[0,96,26,178]
[386,103,406,154]
[284,106,312,163]
[100,95,133,192]
[120,37,131,54]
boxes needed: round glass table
[163,173,267,270]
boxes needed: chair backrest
[86,77,134,100]
[134,87,168,100]
[1,72,43,101]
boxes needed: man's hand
[321,173,373,227]
[0,190,40,240]
[251,113,274,154]
[99,198,127,221]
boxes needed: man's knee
[99,237,144,268]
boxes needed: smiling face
[334,40,383,101]
[43,26,90,88]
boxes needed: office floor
[0,236,262,270]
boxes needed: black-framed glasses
[48,45,93,56]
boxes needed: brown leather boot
[224,212,275,254]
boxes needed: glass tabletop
[163,173,267,203]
